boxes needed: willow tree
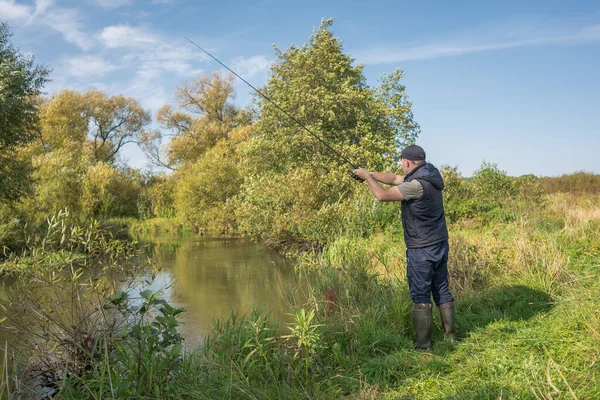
[236,19,420,245]
[19,90,150,218]
[0,23,49,203]
[140,72,254,231]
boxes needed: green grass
[3,193,599,399]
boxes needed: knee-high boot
[413,303,432,349]
[439,301,457,340]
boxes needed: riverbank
[45,192,600,399]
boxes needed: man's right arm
[370,172,405,185]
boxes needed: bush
[81,163,142,218]
[0,204,22,254]
[174,142,241,233]
[137,175,176,219]
[543,171,600,194]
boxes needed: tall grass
[2,184,600,398]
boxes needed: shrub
[81,163,142,218]
[543,171,600,194]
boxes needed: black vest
[400,163,448,248]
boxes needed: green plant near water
[283,308,324,382]
[57,289,186,398]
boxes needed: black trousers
[406,240,454,305]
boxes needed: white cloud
[231,55,271,78]
[91,0,132,8]
[33,0,52,16]
[0,0,92,50]
[355,19,600,65]
[100,25,208,81]
[100,25,160,48]
[64,55,118,78]
[43,8,92,50]
[0,0,30,20]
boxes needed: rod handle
[349,171,365,182]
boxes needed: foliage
[137,174,177,219]
[282,308,324,381]
[37,89,151,163]
[543,171,600,194]
[0,210,142,397]
[0,204,22,255]
[174,140,242,232]
[0,23,49,203]
[20,149,89,218]
[87,289,186,396]
[81,163,142,218]
[442,161,546,224]
[235,19,419,246]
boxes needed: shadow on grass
[452,284,554,339]
[359,285,553,393]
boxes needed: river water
[131,233,305,348]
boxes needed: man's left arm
[354,168,405,202]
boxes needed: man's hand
[356,167,406,202]
[353,167,371,180]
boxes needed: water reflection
[131,234,303,348]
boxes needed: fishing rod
[184,37,364,182]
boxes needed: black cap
[400,145,426,161]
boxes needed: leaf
[140,289,153,301]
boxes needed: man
[353,144,456,349]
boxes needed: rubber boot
[413,303,432,349]
[439,302,457,341]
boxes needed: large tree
[243,18,420,176]
[37,89,151,163]
[235,19,420,243]
[0,23,49,203]
[140,72,252,171]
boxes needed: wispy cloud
[90,0,132,8]
[355,19,600,65]
[0,0,92,50]
[0,0,29,19]
[63,55,118,78]
[43,7,92,50]
[100,25,160,48]
[231,55,271,78]
[100,24,207,80]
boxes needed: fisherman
[353,144,456,349]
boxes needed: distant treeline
[542,172,600,194]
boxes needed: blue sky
[2,0,599,176]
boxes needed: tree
[235,19,420,244]
[0,22,49,203]
[140,72,252,171]
[85,90,150,163]
[36,90,150,163]
[242,18,419,177]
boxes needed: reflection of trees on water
[135,235,302,347]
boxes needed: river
[131,233,305,348]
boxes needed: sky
[2,0,599,176]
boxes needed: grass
[2,192,599,399]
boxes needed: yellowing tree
[35,89,150,164]
[139,72,254,231]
